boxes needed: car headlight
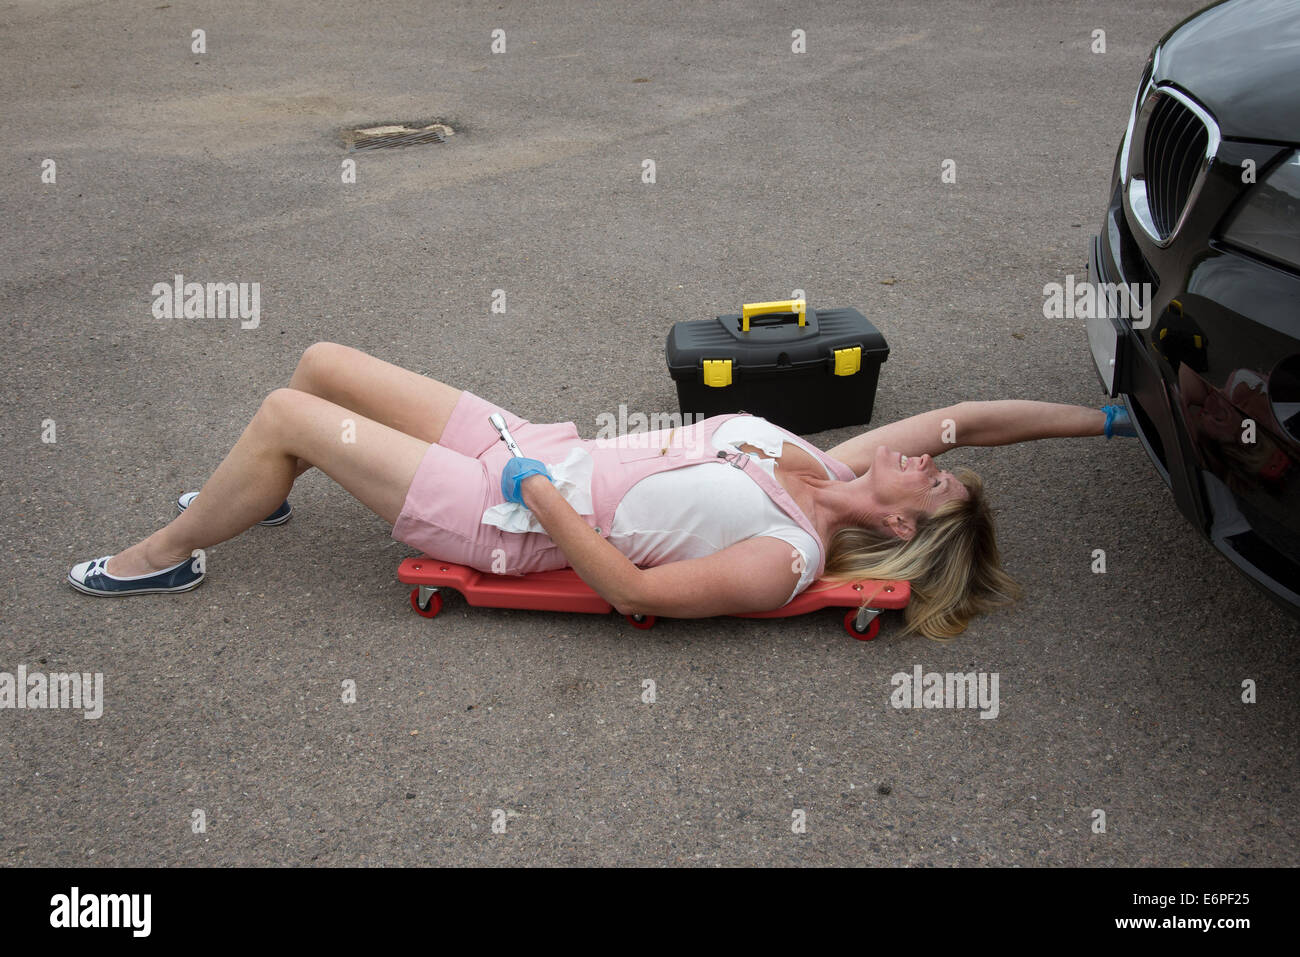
[1221,152,1300,272]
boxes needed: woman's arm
[519,475,798,616]
[955,400,1107,446]
[520,474,643,614]
[825,400,1107,475]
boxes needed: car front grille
[1124,82,1219,247]
[1141,92,1210,240]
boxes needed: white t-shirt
[608,418,837,604]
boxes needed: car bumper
[1089,186,1300,620]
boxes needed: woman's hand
[1102,404,1137,438]
[501,457,553,506]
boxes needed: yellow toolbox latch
[702,359,733,387]
[833,346,861,376]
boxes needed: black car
[1087,0,1300,621]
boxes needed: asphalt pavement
[2,0,1296,866]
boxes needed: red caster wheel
[626,613,656,630]
[843,609,880,641]
[410,588,443,618]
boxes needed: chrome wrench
[489,413,525,458]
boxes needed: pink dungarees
[391,390,857,577]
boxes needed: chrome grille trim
[1123,84,1220,247]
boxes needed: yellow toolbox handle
[741,299,806,333]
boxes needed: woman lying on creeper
[68,343,1136,638]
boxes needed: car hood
[1154,0,1300,143]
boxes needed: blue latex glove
[501,457,553,507]
[1102,403,1137,439]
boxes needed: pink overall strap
[585,411,848,578]
[707,448,829,578]
[659,412,834,577]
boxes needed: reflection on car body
[1087,0,1300,622]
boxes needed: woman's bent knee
[297,341,348,376]
[257,387,313,430]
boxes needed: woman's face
[868,445,969,519]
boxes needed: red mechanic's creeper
[398,557,910,641]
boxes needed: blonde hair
[821,466,1021,639]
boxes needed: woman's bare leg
[288,342,465,446]
[105,388,430,576]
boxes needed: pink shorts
[390,390,588,575]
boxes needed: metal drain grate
[344,121,455,152]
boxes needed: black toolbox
[665,299,889,434]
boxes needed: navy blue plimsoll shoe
[67,554,205,596]
[177,491,292,525]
